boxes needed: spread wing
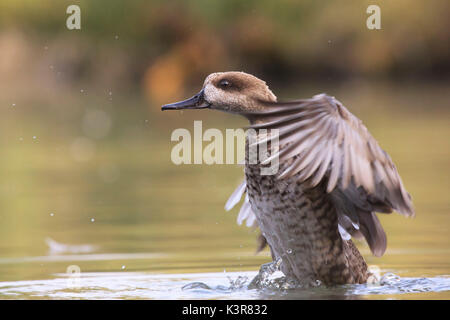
[248,93,414,256]
[225,179,258,228]
[225,179,269,253]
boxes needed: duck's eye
[218,79,231,89]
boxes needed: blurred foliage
[0,0,449,105]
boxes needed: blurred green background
[0,0,449,291]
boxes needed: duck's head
[161,71,277,117]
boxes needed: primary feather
[237,93,414,257]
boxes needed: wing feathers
[255,94,413,217]
[226,180,259,229]
[229,94,413,257]
[225,180,247,211]
[251,94,414,256]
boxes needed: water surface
[0,82,449,299]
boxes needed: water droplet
[287,248,293,254]
[32,136,37,140]
[115,35,119,40]
[121,265,126,270]
[91,218,95,222]
[80,89,84,93]
[12,103,16,107]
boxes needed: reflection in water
[45,238,98,255]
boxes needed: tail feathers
[358,211,387,257]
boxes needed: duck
[162,71,414,286]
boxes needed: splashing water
[0,266,448,299]
[178,259,449,299]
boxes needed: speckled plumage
[245,139,369,285]
[162,71,414,286]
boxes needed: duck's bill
[161,89,211,111]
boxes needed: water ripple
[0,271,448,299]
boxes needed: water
[0,268,449,299]
[0,82,449,299]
